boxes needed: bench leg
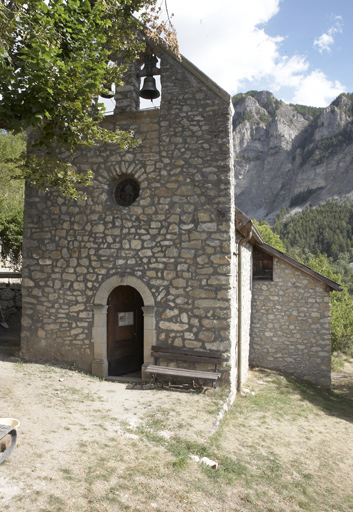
[149,374,156,389]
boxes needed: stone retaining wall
[249,258,332,387]
[0,282,21,320]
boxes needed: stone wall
[249,258,332,387]
[0,281,21,320]
[0,278,22,343]
[238,240,252,388]
[21,48,236,383]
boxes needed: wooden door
[107,286,144,376]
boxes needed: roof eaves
[235,207,263,243]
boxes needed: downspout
[237,227,253,393]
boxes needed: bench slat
[151,345,223,359]
[145,365,221,381]
[151,351,221,365]
[148,345,223,389]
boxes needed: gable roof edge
[257,243,342,292]
[234,207,341,291]
[148,41,232,104]
[178,54,232,104]
[235,206,263,243]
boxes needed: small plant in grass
[136,424,166,445]
[59,468,75,481]
[46,494,66,511]
[171,452,189,469]
[201,455,248,484]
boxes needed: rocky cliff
[233,91,353,220]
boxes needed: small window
[113,177,140,207]
[253,246,273,280]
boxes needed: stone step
[0,343,21,358]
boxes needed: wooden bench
[145,345,223,391]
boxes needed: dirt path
[1,356,352,512]
[0,357,226,510]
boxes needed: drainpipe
[237,227,252,393]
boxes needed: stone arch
[91,275,155,378]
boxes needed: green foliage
[274,201,353,260]
[232,91,259,107]
[232,91,281,125]
[298,121,353,169]
[258,113,271,124]
[261,96,282,119]
[233,112,254,129]
[0,131,26,262]
[0,131,26,211]
[22,152,94,201]
[274,204,289,223]
[253,219,286,252]
[331,93,353,116]
[330,249,353,294]
[304,254,353,355]
[0,208,23,262]
[273,202,353,355]
[337,92,353,103]
[313,125,353,165]
[289,187,323,207]
[290,103,324,120]
[304,253,341,284]
[0,0,157,198]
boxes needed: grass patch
[3,360,353,512]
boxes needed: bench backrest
[151,345,223,365]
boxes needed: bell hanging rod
[137,53,161,78]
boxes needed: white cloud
[159,1,346,106]
[166,0,297,93]
[313,16,343,53]
[268,55,309,91]
[291,71,345,107]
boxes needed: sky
[162,0,353,107]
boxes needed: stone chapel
[20,42,340,395]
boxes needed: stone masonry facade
[20,43,336,391]
[249,258,332,387]
[21,47,238,387]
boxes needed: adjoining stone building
[235,209,341,389]
[20,42,340,395]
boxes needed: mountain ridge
[233,91,353,221]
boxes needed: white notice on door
[118,312,134,326]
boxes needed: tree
[0,0,177,198]
[305,254,353,355]
[0,131,26,263]
[253,219,286,253]
[0,131,26,210]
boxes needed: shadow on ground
[253,363,353,425]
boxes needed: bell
[139,76,160,100]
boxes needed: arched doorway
[92,274,155,379]
[107,286,144,376]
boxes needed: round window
[113,177,140,207]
